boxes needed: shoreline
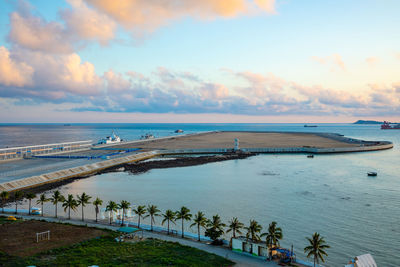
[3,153,254,199]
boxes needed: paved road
[0,150,140,183]
[6,213,277,267]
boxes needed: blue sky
[0,0,399,122]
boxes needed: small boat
[175,129,184,133]
[307,155,314,158]
[31,207,42,215]
[367,172,377,176]
[304,125,317,127]
[141,133,155,140]
[98,131,122,144]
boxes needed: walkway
[6,213,277,267]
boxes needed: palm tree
[245,219,262,242]
[190,211,208,241]
[0,191,9,213]
[76,192,91,221]
[161,209,176,235]
[227,217,244,246]
[105,200,118,225]
[118,200,131,226]
[304,232,330,267]
[205,214,226,244]
[93,197,103,222]
[25,192,36,215]
[62,194,78,219]
[261,221,283,260]
[175,206,192,238]
[145,204,160,231]
[14,191,24,214]
[36,193,49,217]
[133,205,146,228]
[50,190,64,218]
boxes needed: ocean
[1,123,399,266]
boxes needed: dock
[0,131,393,192]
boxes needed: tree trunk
[109,211,112,225]
[314,256,316,267]
[198,224,200,241]
[151,217,153,231]
[121,209,125,226]
[81,205,84,221]
[167,220,170,234]
[68,207,71,219]
[95,206,98,222]
[28,199,31,215]
[41,203,44,216]
[138,216,140,228]
[181,219,184,238]
[15,202,17,214]
[55,203,58,218]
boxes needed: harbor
[0,131,393,192]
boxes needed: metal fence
[0,140,92,161]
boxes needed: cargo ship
[381,121,400,129]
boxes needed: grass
[1,235,234,266]
[0,215,21,225]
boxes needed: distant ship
[381,121,400,129]
[98,131,122,144]
[304,125,317,127]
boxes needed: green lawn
[0,215,21,225]
[1,235,234,267]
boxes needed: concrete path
[6,213,277,267]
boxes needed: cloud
[312,54,346,71]
[8,9,73,53]
[0,46,34,87]
[1,45,399,117]
[200,83,229,99]
[60,0,117,45]
[83,0,276,33]
[366,57,379,67]
[0,48,102,100]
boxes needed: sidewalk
[7,213,277,267]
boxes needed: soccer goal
[36,230,50,243]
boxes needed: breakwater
[0,131,393,192]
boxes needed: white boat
[98,131,122,144]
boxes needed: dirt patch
[0,219,108,257]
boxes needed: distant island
[354,120,383,124]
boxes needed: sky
[0,0,399,123]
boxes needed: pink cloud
[61,0,117,45]
[312,54,346,71]
[366,56,379,67]
[84,0,276,33]
[0,46,33,87]
[8,10,73,53]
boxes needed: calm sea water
[2,123,399,266]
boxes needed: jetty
[0,131,393,192]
